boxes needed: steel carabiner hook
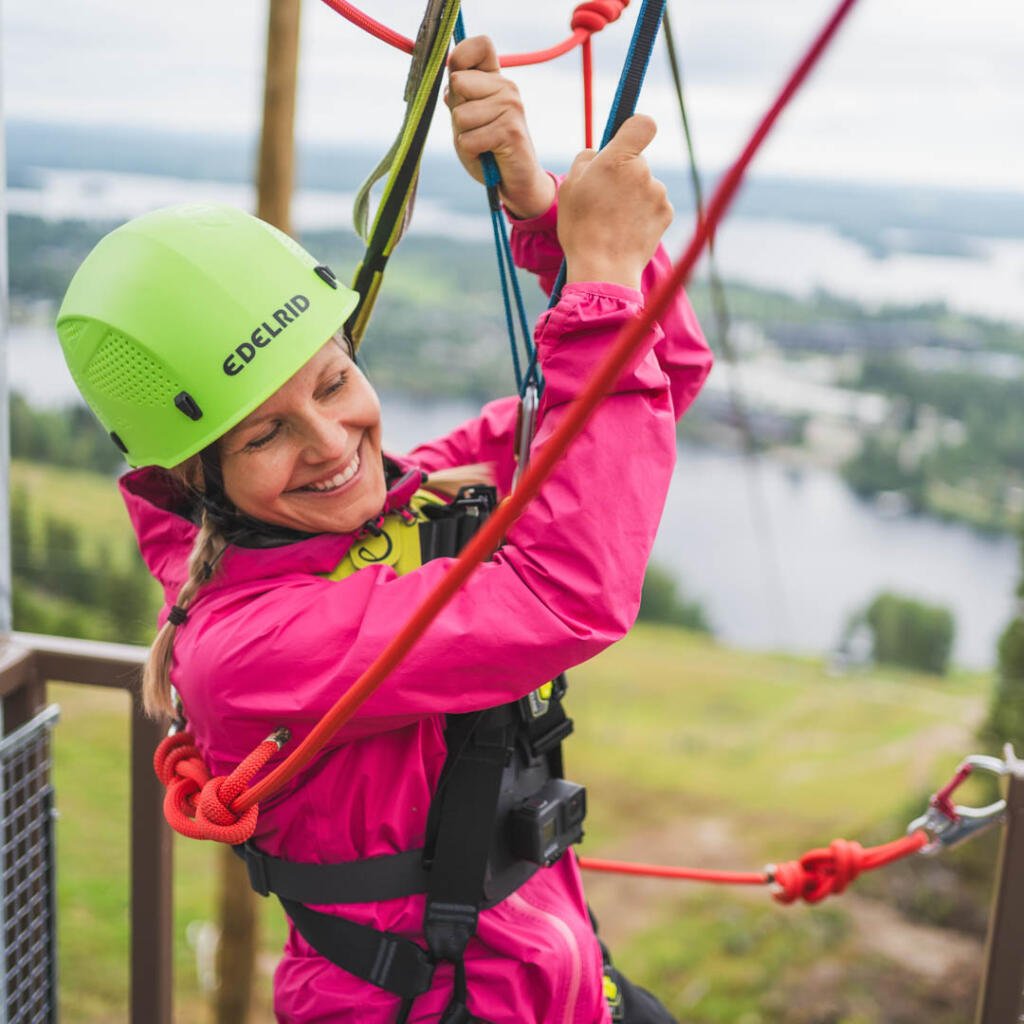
[909,753,1009,854]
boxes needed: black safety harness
[234,485,586,1023]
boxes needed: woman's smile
[293,446,362,494]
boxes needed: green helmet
[56,203,360,468]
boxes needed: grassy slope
[12,459,136,563]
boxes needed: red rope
[156,0,862,843]
[770,832,929,904]
[319,0,416,53]
[578,830,929,905]
[581,37,594,148]
[317,1,628,68]
[579,857,768,886]
[501,29,590,69]
[154,730,282,844]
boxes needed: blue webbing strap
[454,12,542,396]
[543,0,668,322]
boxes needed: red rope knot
[571,1,629,35]
[771,838,866,905]
[153,728,290,844]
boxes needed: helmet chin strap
[194,444,406,550]
[197,444,319,549]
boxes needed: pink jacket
[122,193,711,1024]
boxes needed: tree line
[842,353,1024,531]
[11,486,160,644]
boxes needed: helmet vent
[56,318,89,390]
[58,318,85,352]
[86,331,179,408]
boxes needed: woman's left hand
[446,35,556,219]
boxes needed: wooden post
[256,0,302,235]
[975,749,1024,1023]
[215,847,261,1024]
[132,703,173,1024]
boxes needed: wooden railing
[1,629,1022,1022]
[2,632,170,1024]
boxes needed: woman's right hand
[558,115,672,291]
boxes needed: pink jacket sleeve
[406,395,521,498]
[189,284,684,744]
[405,179,712,491]
[509,176,713,421]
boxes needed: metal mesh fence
[0,705,59,1024]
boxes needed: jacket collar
[120,455,426,597]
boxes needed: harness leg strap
[279,897,435,1000]
[423,712,512,1021]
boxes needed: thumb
[603,114,657,159]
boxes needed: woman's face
[219,341,387,535]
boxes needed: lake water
[384,394,1018,672]
[11,326,1011,671]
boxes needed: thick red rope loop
[571,0,629,34]
[772,838,865,904]
[319,0,633,68]
[195,778,261,844]
[770,832,928,905]
[153,731,202,785]
[154,731,284,844]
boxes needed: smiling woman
[54,34,712,1024]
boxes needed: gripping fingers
[448,35,500,74]
[565,148,598,181]
[454,109,527,161]
[603,114,658,160]
[448,68,512,104]
[449,92,522,135]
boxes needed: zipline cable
[222,0,865,819]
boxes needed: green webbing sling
[346,0,461,349]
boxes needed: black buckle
[425,900,478,962]
[370,936,435,997]
[528,716,575,758]
[237,842,271,897]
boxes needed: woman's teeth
[305,453,360,492]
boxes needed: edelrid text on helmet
[56,204,360,469]
[223,294,312,377]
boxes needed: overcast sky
[3,0,1023,192]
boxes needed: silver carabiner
[512,383,539,491]
[909,753,1008,854]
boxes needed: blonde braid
[141,506,226,719]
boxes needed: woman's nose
[301,411,349,462]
